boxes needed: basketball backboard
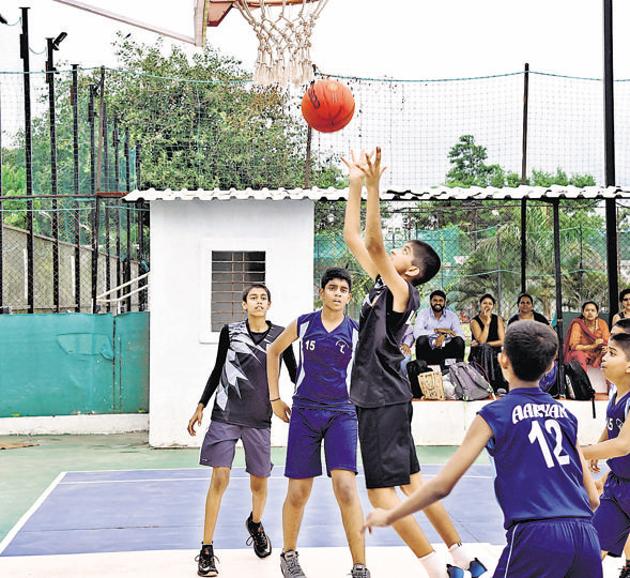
[52,0,214,46]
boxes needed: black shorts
[356,402,420,489]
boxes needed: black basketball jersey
[210,320,286,429]
[350,276,419,408]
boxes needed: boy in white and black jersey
[343,149,485,578]
[187,284,297,577]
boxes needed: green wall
[0,313,149,417]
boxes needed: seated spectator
[469,293,507,392]
[612,288,630,326]
[564,300,610,371]
[412,290,465,369]
[507,292,549,326]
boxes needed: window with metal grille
[211,251,266,332]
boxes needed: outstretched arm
[361,148,410,312]
[267,320,299,423]
[583,418,630,460]
[363,415,492,531]
[578,446,600,511]
[342,151,378,280]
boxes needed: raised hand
[341,149,367,185]
[358,147,387,189]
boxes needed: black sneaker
[245,512,272,558]
[195,544,219,577]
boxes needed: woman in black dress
[469,293,507,392]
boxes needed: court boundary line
[57,473,493,485]
[0,471,67,555]
[60,463,492,475]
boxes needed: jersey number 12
[528,419,570,469]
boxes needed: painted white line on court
[57,473,493,485]
[0,471,67,555]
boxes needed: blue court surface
[0,464,503,557]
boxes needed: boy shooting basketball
[267,268,370,578]
[343,148,485,578]
[365,321,602,578]
[187,284,297,577]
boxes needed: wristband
[270,397,280,403]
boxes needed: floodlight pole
[603,0,619,321]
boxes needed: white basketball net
[235,0,329,86]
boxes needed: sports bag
[564,360,596,418]
[418,371,446,401]
[406,359,428,399]
[449,362,494,401]
[564,361,595,401]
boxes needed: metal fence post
[46,37,60,313]
[20,7,34,314]
[72,64,81,311]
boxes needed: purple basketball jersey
[478,387,592,529]
[605,388,630,478]
[293,311,358,409]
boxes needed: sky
[1,0,630,79]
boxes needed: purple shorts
[199,420,272,478]
[285,405,357,479]
[593,472,630,557]
[494,518,601,578]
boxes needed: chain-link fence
[2,48,630,316]
[315,199,630,323]
[0,197,148,313]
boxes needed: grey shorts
[199,420,272,478]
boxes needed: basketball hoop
[210,0,329,86]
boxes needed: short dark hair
[321,267,352,291]
[242,284,271,302]
[579,301,599,318]
[620,288,630,302]
[407,240,441,287]
[504,320,558,382]
[430,290,447,301]
[610,333,630,360]
[479,293,496,305]
[517,292,534,305]
[614,318,630,333]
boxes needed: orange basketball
[301,79,355,133]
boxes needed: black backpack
[406,359,429,399]
[564,360,596,417]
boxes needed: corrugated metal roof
[123,186,630,202]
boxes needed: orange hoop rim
[210,0,321,7]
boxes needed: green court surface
[0,433,484,543]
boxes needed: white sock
[419,550,449,578]
[449,542,473,569]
